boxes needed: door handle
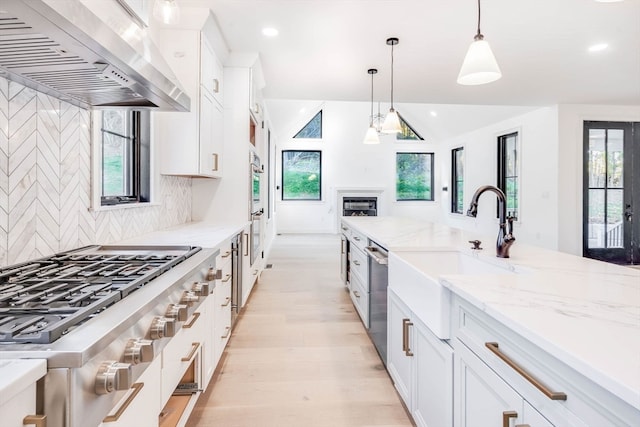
[624,204,632,221]
[502,411,518,427]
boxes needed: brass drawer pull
[353,260,360,266]
[486,342,567,401]
[23,414,47,427]
[221,297,231,307]
[212,153,219,171]
[221,250,231,258]
[502,410,517,427]
[353,290,360,298]
[243,233,249,256]
[182,312,201,329]
[222,274,232,283]
[181,342,200,362]
[402,318,414,357]
[102,383,144,423]
[221,327,231,339]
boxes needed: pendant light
[364,69,381,144]
[153,0,180,25]
[457,0,502,85]
[381,37,402,134]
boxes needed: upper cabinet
[155,21,225,178]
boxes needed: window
[397,113,424,141]
[294,111,322,139]
[497,132,519,220]
[100,110,150,206]
[396,152,434,201]
[451,147,464,213]
[282,150,321,200]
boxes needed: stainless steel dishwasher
[365,240,389,365]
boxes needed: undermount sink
[388,250,527,340]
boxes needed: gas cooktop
[0,245,201,344]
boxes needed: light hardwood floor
[186,234,413,427]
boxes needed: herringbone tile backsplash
[0,78,192,267]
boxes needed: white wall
[557,104,640,255]
[268,100,443,234]
[439,107,561,250]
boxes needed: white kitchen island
[341,216,640,427]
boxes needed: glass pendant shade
[363,126,380,144]
[457,37,502,85]
[153,0,180,24]
[382,108,402,134]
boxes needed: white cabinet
[156,29,223,178]
[0,360,46,427]
[454,339,553,427]
[387,289,453,427]
[214,240,233,364]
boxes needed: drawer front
[340,221,351,238]
[216,258,232,296]
[452,297,625,427]
[350,229,368,252]
[216,240,232,268]
[350,273,369,328]
[349,244,369,286]
[161,307,205,404]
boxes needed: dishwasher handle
[365,246,388,265]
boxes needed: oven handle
[102,382,144,423]
[365,246,388,265]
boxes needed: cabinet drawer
[350,229,368,252]
[161,308,205,404]
[350,273,369,328]
[349,244,368,286]
[452,297,625,427]
[340,221,351,238]
[216,257,232,294]
[216,241,232,268]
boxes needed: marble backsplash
[0,78,192,267]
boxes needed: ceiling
[178,0,639,107]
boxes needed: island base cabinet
[388,289,453,427]
[454,337,554,427]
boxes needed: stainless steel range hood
[0,0,190,111]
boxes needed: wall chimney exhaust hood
[0,0,190,111]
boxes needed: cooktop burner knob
[206,267,219,281]
[180,290,199,305]
[165,304,188,321]
[192,282,210,296]
[95,361,132,395]
[123,338,154,364]
[149,316,176,339]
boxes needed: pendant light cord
[476,0,483,39]
[390,42,395,109]
[370,72,374,126]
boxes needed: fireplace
[343,197,377,216]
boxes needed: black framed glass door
[583,121,639,264]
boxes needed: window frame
[93,109,151,208]
[293,110,323,139]
[451,147,464,214]
[496,131,519,220]
[395,152,435,202]
[281,149,322,201]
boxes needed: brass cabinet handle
[502,411,518,427]
[486,342,567,401]
[183,312,201,329]
[211,153,219,171]
[181,342,200,362]
[102,383,144,423]
[222,274,232,283]
[402,318,414,357]
[353,236,361,241]
[23,415,47,427]
[221,327,231,339]
[353,260,360,266]
[341,239,345,254]
[213,78,219,93]
[353,290,360,298]
[221,297,231,307]
[221,250,231,258]
[341,226,348,231]
[243,233,249,256]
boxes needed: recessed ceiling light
[588,43,609,52]
[430,111,438,117]
[262,27,279,37]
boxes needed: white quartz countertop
[114,221,248,249]
[0,359,47,405]
[341,216,640,409]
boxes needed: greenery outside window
[101,110,150,206]
[451,147,464,213]
[282,150,321,200]
[396,152,434,201]
[396,113,424,141]
[294,111,322,139]
[497,132,519,220]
